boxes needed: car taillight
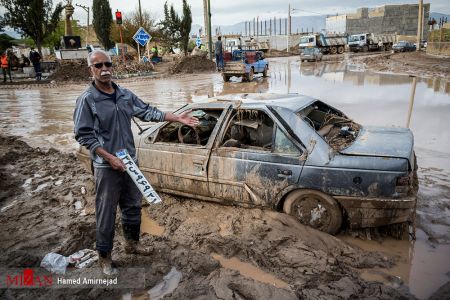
[396,176,410,186]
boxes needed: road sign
[133,27,152,47]
[196,37,201,47]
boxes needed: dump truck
[299,33,348,55]
[348,33,396,52]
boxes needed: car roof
[207,93,316,112]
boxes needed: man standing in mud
[73,50,198,275]
[215,36,224,71]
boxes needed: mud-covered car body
[77,93,417,233]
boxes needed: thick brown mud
[0,135,414,299]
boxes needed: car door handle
[277,169,292,177]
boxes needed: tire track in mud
[0,135,413,299]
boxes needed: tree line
[0,0,192,56]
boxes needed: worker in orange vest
[1,51,12,83]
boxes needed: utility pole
[203,0,208,37]
[76,3,90,47]
[207,0,213,60]
[287,4,291,53]
[138,0,143,26]
[416,0,423,51]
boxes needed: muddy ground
[349,51,450,80]
[0,135,417,299]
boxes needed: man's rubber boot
[98,251,118,276]
[122,224,152,255]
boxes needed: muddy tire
[380,45,386,51]
[283,189,342,234]
[246,68,254,82]
[385,43,392,51]
[262,65,268,77]
[222,74,230,82]
[330,47,337,55]
[337,46,344,54]
[362,45,369,52]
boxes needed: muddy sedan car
[78,93,417,234]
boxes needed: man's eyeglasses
[91,62,113,69]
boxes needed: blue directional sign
[196,37,201,47]
[133,27,152,47]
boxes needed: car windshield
[349,35,362,42]
[296,101,361,151]
[397,41,407,46]
[300,36,313,44]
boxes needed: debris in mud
[47,59,91,82]
[48,56,155,83]
[170,55,216,74]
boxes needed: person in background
[29,48,42,81]
[1,51,12,83]
[73,50,199,276]
[214,36,224,71]
[21,54,31,67]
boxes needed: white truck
[299,33,348,55]
[348,33,396,52]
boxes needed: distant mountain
[0,28,21,39]
[213,15,326,36]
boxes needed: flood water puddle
[211,253,290,289]
[340,229,450,299]
[141,210,165,236]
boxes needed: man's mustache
[101,71,111,76]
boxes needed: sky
[0,0,449,28]
[64,0,450,27]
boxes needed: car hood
[340,126,414,162]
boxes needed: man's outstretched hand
[176,109,200,127]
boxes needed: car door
[207,107,305,207]
[138,105,229,199]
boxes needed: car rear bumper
[334,195,416,228]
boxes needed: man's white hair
[87,50,112,66]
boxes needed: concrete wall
[345,3,430,35]
[268,35,302,51]
[326,15,347,34]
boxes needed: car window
[220,109,274,151]
[273,127,301,155]
[154,109,223,146]
[297,101,361,151]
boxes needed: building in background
[326,3,430,35]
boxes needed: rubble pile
[48,59,91,82]
[112,56,154,75]
[170,55,216,74]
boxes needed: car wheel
[283,189,342,234]
[385,44,392,51]
[362,45,369,52]
[262,65,268,77]
[337,46,344,54]
[222,73,229,82]
[330,46,337,55]
[246,68,254,82]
